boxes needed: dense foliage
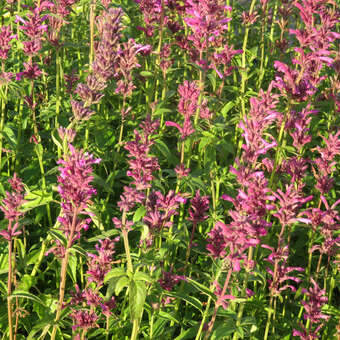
[0,0,339,339]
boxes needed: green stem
[264,296,274,340]
[195,267,222,340]
[51,208,79,340]
[7,226,13,340]
[232,247,254,340]
[35,145,52,226]
[235,0,257,160]
[55,48,61,136]
[0,89,6,171]
[257,3,268,90]
[204,267,233,340]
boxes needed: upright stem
[51,208,79,340]
[183,222,197,274]
[232,247,254,340]
[257,3,268,90]
[55,48,61,134]
[264,295,274,340]
[7,229,13,340]
[235,0,257,159]
[89,1,95,69]
[0,92,6,170]
[203,267,233,340]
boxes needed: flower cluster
[166,80,212,139]
[0,174,26,241]
[262,245,304,296]
[15,1,53,80]
[48,145,100,257]
[69,237,119,334]
[0,25,16,60]
[72,7,123,122]
[293,278,330,339]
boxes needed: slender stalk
[35,144,52,226]
[0,94,6,170]
[153,0,165,105]
[55,48,61,136]
[195,267,222,340]
[235,0,257,160]
[121,225,133,274]
[7,224,13,340]
[264,295,274,340]
[51,208,79,340]
[89,1,95,69]
[232,247,254,340]
[257,2,268,90]
[203,267,233,340]
[194,50,206,126]
[183,222,197,273]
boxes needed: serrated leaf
[134,271,152,283]
[165,291,203,313]
[186,277,216,300]
[67,253,77,283]
[87,229,119,242]
[221,102,235,116]
[70,244,87,258]
[21,190,53,212]
[115,275,129,295]
[207,73,216,91]
[104,267,127,283]
[174,324,200,340]
[158,310,179,324]
[18,274,37,291]
[11,290,46,306]
[211,319,236,339]
[133,206,147,223]
[129,280,146,321]
[48,229,67,247]
[140,71,154,77]
[2,125,17,148]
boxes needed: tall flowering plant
[50,144,100,340]
[0,174,26,340]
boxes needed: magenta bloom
[188,190,210,223]
[0,25,16,60]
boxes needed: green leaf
[199,136,212,154]
[87,229,119,242]
[154,139,178,165]
[70,244,87,258]
[186,277,216,300]
[104,267,127,283]
[165,291,203,313]
[211,320,237,339]
[67,254,77,283]
[115,275,129,295]
[133,206,147,223]
[221,102,235,117]
[140,71,154,77]
[2,125,17,148]
[134,271,152,283]
[174,324,200,340]
[158,310,179,324]
[11,290,46,307]
[18,274,37,291]
[48,229,67,247]
[129,280,146,321]
[207,72,217,92]
[21,190,53,212]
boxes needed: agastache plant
[50,144,100,340]
[0,174,26,340]
[293,278,330,340]
[68,237,119,338]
